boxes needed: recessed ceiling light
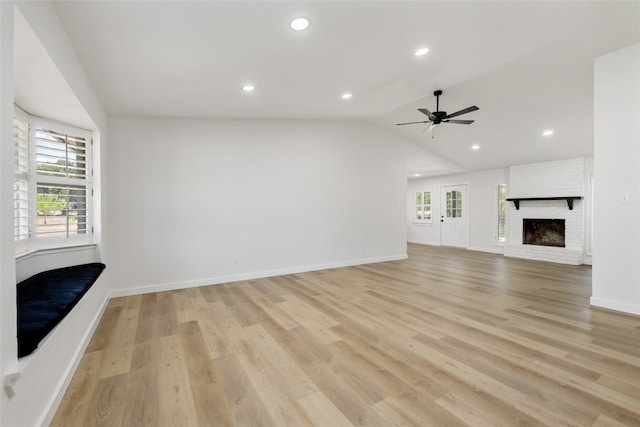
[341,92,352,100]
[542,129,554,136]
[414,47,430,56]
[471,144,480,150]
[414,173,421,177]
[241,84,255,92]
[290,17,310,31]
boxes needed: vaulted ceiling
[16,1,640,177]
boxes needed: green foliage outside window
[36,193,67,224]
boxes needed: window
[34,124,91,239]
[415,190,432,223]
[14,108,29,249]
[446,190,463,218]
[13,109,93,251]
[495,182,507,243]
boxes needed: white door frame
[440,184,469,248]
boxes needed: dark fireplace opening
[523,218,565,247]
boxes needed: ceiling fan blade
[418,108,436,120]
[443,119,474,125]
[444,106,479,119]
[396,120,432,126]
[423,123,436,133]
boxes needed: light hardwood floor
[51,244,640,426]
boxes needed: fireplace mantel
[506,196,583,210]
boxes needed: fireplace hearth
[522,218,565,247]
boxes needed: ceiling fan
[396,90,479,134]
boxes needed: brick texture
[505,158,585,265]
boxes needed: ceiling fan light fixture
[414,47,430,56]
[395,90,479,137]
[290,17,310,31]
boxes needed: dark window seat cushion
[17,262,106,358]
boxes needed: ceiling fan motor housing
[432,111,447,124]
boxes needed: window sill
[16,243,97,262]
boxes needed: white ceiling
[17,1,640,176]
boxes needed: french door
[440,185,469,248]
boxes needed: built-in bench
[17,263,106,358]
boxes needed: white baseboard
[109,254,408,298]
[590,297,640,316]
[407,240,440,246]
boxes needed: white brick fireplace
[504,158,585,265]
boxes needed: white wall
[1,2,109,426]
[0,4,16,425]
[107,117,409,296]
[407,168,507,253]
[592,43,640,315]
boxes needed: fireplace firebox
[522,218,565,247]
